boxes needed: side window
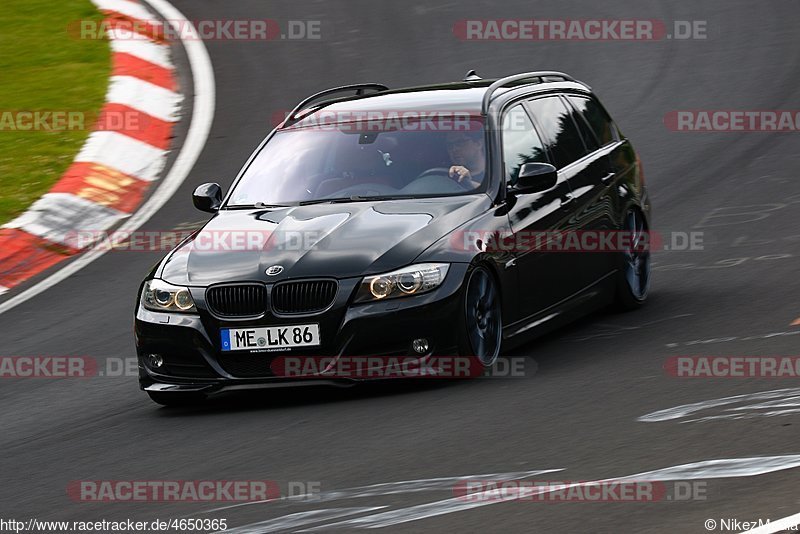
[566,95,619,146]
[562,96,599,153]
[526,96,588,169]
[501,105,548,185]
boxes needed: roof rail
[480,71,577,115]
[283,83,389,126]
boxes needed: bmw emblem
[266,265,284,276]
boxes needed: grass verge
[0,0,110,225]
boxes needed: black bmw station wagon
[135,71,651,405]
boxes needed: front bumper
[135,264,469,394]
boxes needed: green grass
[0,0,110,225]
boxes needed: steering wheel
[416,167,453,180]
[411,167,471,191]
[324,182,400,198]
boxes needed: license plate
[221,324,320,351]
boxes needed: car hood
[159,195,489,286]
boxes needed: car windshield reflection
[226,118,487,206]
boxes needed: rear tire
[147,391,205,406]
[615,208,651,311]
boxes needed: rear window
[566,95,619,146]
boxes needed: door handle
[560,193,575,208]
[601,172,615,184]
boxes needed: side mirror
[193,183,223,213]
[513,163,558,194]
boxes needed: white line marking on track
[301,456,800,530]
[617,455,800,481]
[199,469,564,515]
[637,388,800,423]
[0,0,215,316]
[740,511,800,533]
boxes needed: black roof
[283,72,590,129]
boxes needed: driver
[446,130,486,189]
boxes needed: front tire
[458,265,502,366]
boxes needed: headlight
[141,280,197,313]
[354,263,449,303]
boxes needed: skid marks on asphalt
[664,327,800,348]
[638,387,800,424]
[206,457,800,532]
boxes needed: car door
[525,95,612,294]
[500,103,575,321]
[563,93,626,277]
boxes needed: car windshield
[225,117,487,206]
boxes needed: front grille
[271,280,338,314]
[206,284,267,318]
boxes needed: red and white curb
[0,0,183,296]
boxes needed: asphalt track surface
[2,1,800,532]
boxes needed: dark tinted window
[501,105,548,185]
[567,95,618,146]
[526,96,587,168]
[563,97,599,152]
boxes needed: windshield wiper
[224,202,288,209]
[298,195,413,206]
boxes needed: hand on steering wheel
[448,165,473,184]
